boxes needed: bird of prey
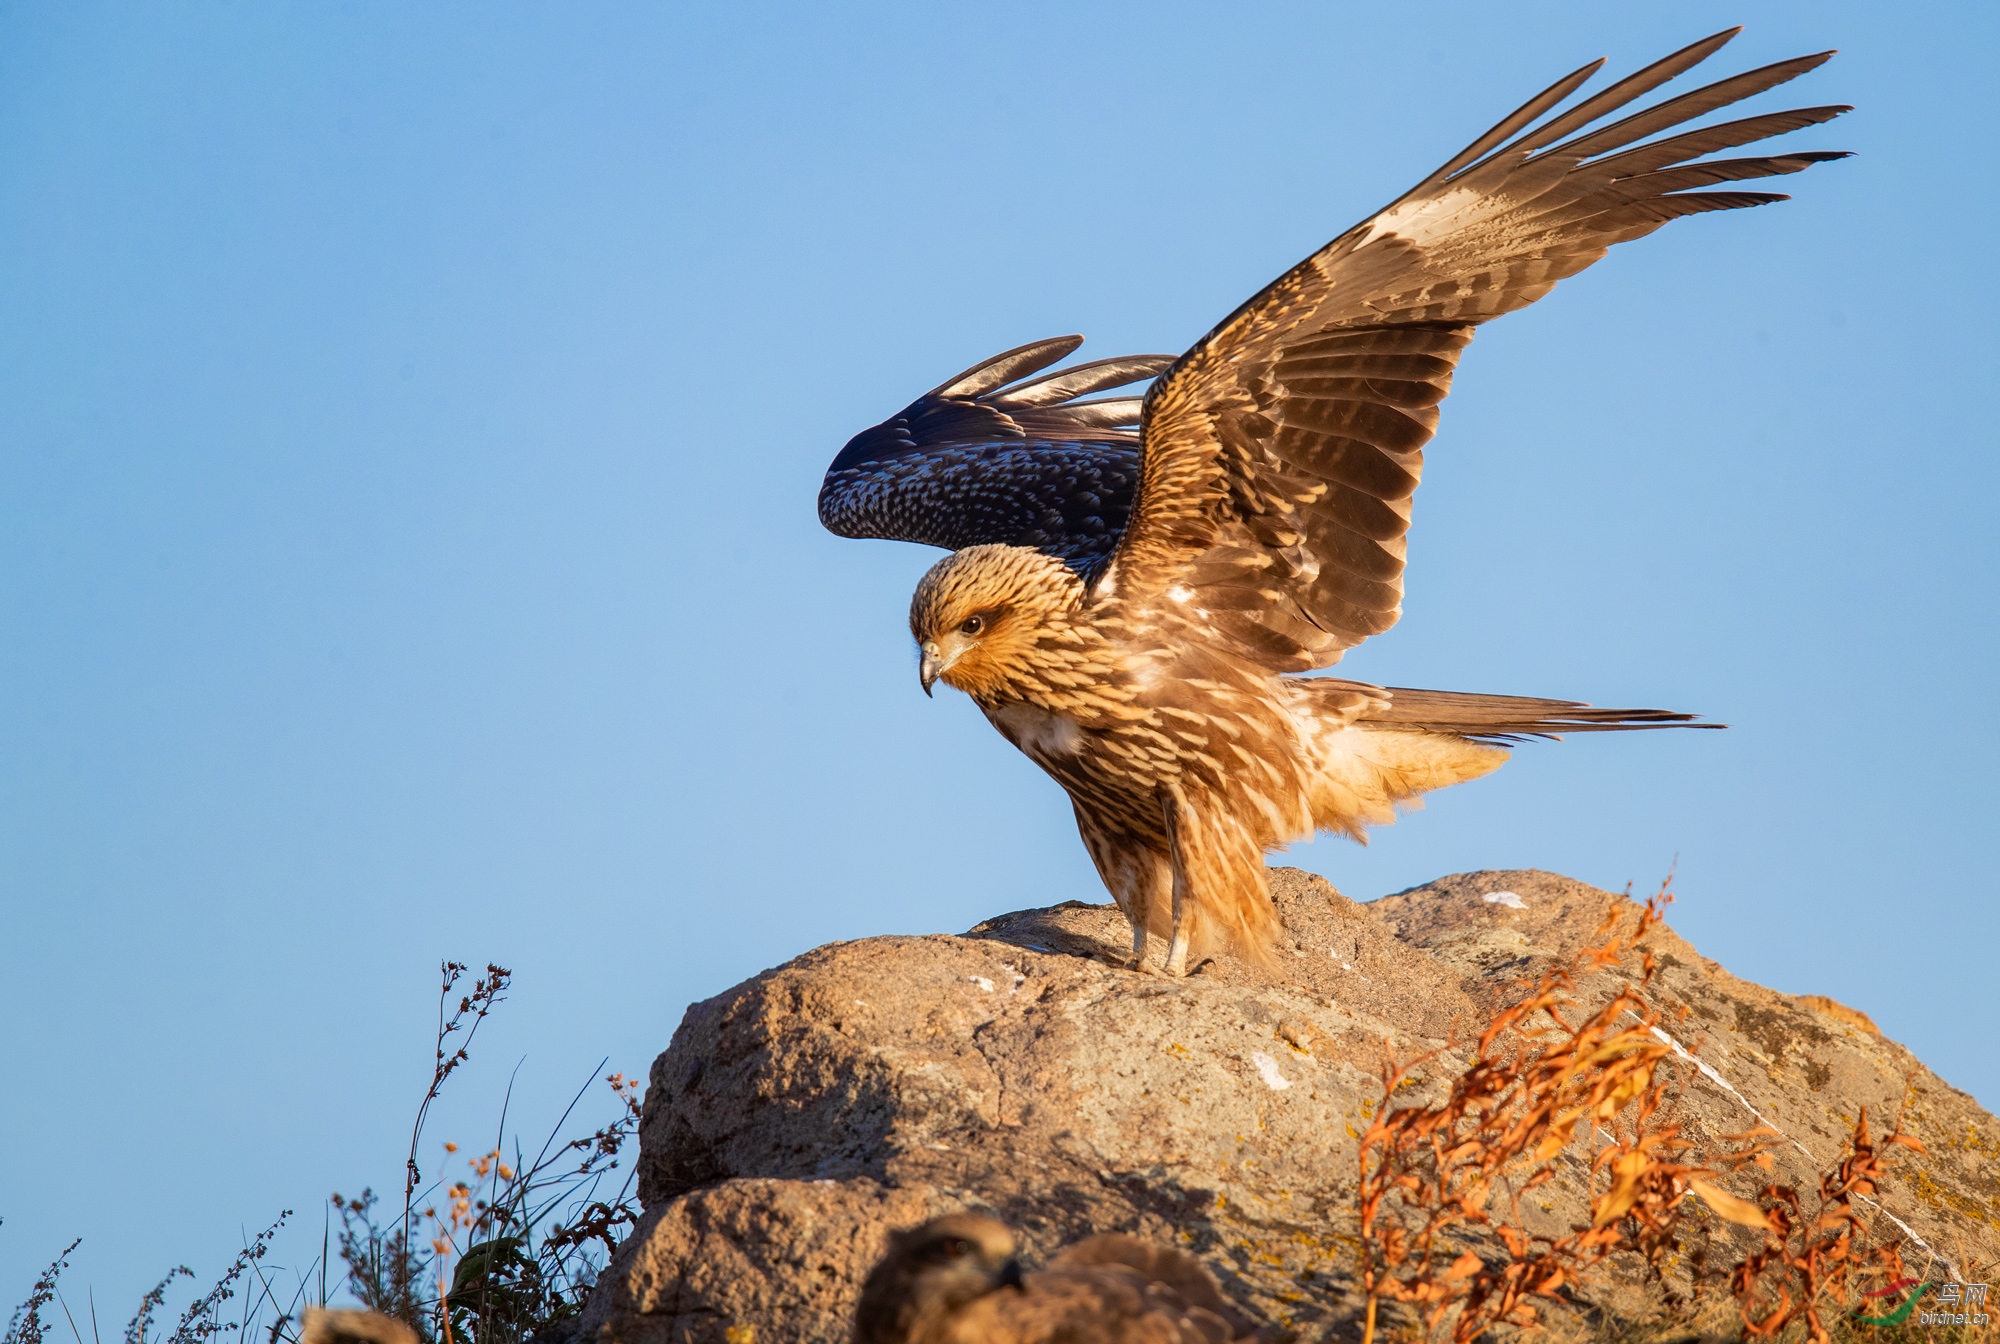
[818,29,1846,976]
[853,1213,1252,1343]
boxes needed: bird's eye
[940,1238,970,1258]
[958,616,984,637]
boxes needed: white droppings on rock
[1250,1051,1292,1090]
[1482,890,1527,909]
[968,976,995,992]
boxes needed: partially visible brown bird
[853,1214,1251,1344]
[298,1308,419,1344]
[820,29,1847,975]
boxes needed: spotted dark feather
[818,337,1174,575]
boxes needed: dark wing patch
[818,336,1175,575]
[1104,29,1848,670]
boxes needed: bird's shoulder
[941,1261,1234,1343]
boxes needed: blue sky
[4,0,1996,1318]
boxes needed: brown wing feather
[1050,1235,1254,1337]
[1100,29,1847,672]
[967,1263,1237,1342]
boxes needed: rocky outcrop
[579,870,2000,1342]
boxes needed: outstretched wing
[1102,28,1848,670]
[818,336,1175,575]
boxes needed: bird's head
[909,545,1083,699]
[853,1213,1024,1343]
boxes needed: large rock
[579,870,1999,1343]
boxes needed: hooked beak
[919,641,943,697]
[997,1258,1025,1291]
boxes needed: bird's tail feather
[1291,679,1715,843]
[1356,685,1721,744]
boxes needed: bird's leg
[1073,808,1162,974]
[1157,785,1197,978]
[1163,896,1195,978]
[1127,855,1174,974]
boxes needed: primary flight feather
[819,28,1846,975]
